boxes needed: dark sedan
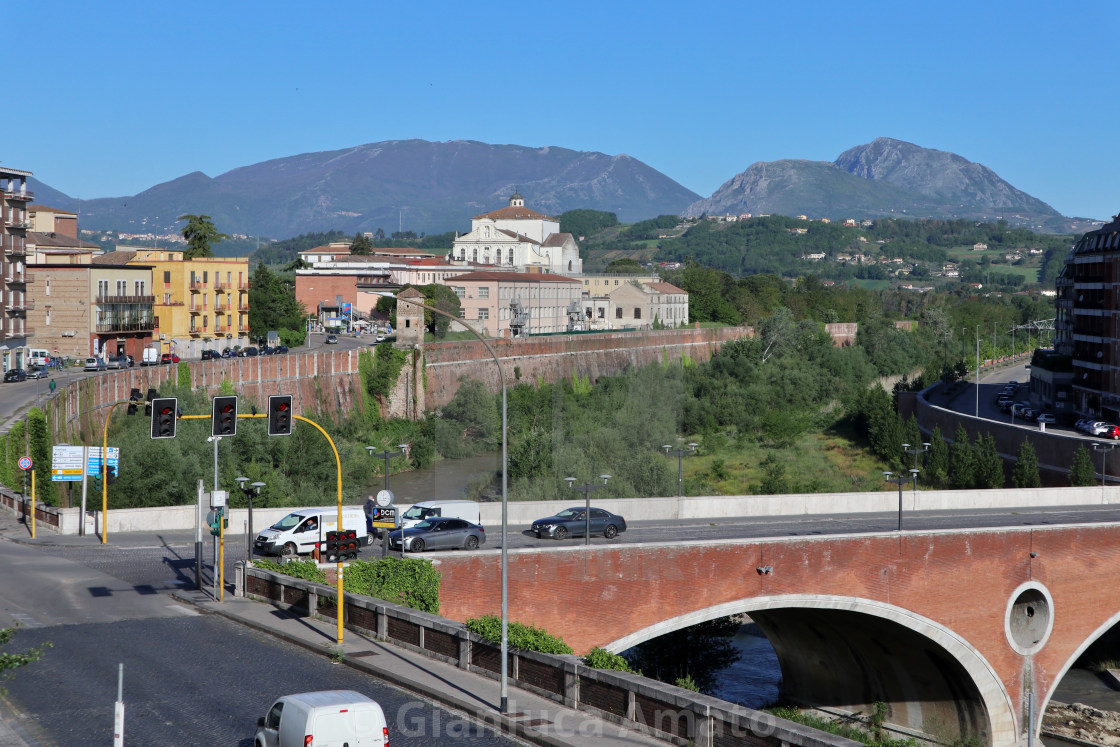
[387,518,485,552]
[531,507,627,540]
[3,368,27,382]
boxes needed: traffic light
[212,396,238,437]
[338,529,360,560]
[144,387,157,417]
[151,397,178,439]
[208,507,226,536]
[267,394,293,436]
[323,530,342,562]
[127,388,142,416]
[97,463,117,485]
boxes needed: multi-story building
[0,167,34,369]
[450,192,582,275]
[1052,215,1120,420]
[29,204,78,237]
[445,271,583,338]
[26,255,155,361]
[121,249,251,356]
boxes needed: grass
[686,429,888,495]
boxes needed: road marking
[10,613,44,628]
[166,604,200,616]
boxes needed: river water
[710,622,784,708]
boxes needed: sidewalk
[0,509,673,747]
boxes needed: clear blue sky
[8,0,1119,221]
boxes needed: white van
[254,690,387,747]
[27,349,49,368]
[399,500,481,529]
[254,507,370,557]
[141,346,160,366]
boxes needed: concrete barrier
[8,485,1117,535]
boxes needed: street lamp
[366,445,409,558]
[564,474,611,545]
[1092,442,1116,503]
[662,443,698,497]
[903,442,930,505]
[235,477,266,559]
[883,471,911,531]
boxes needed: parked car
[375,334,386,343]
[531,507,627,540]
[240,346,259,357]
[26,366,49,379]
[1036,413,1056,424]
[106,355,130,369]
[221,348,237,358]
[260,346,277,355]
[84,357,107,372]
[386,517,485,553]
[274,344,289,354]
[1090,422,1118,437]
[201,349,220,360]
[1104,426,1120,440]
[3,368,27,382]
[325,334,339,344]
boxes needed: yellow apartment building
[122,248,251,357]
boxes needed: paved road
[0,538,523,747]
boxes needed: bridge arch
[604,594,1016,746]
[1040,607,1120,731]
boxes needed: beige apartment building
[446,271,583,337]
[0,167,34,369]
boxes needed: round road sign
[18,456,32,471]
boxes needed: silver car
[387,518,485,552]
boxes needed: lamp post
[883,471,911,531]
[366,445,409,558]
[1092,442,1116,504]
[902,442,930,506]
[662,443,698,497]
[975,325,981,418]
[235,477,266,559]
[564,475,610,545]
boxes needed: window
[597,308,605,319]
[45,308,50,326]
[117,280,127,296]
[453,286,465,298]
[45,278,50,297]
[134,280,146,296]
[478,308,490,320]
[458,307,465,318]
[634,308,642,319]
[98,280,109,298]
[472,248,478,262]
[479,287,490,299]
[615,308,623,319]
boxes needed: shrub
[343,556,440,614]
[465,614,573,655]
[583,647,635,673]
[253,558,326,584]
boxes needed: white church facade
[451,192,583,275]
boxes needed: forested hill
[585,215,1075,288]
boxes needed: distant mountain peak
[684,138,1074,233]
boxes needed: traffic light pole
[100,400,128,544]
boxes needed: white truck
[254,690,387,747]
[254,507,371,557]
[398,500,481,529]
[141,346,160,366]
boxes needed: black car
[3,368,27,382]
[260,346,276,356]
[531,507,627,540]
[240,347,259,357]
[325,334,339,344]
[221,349,237,359]
[274,345,289,354]
[387,518,486,553]
[201,349,220,360]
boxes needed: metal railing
[94,295,156,305]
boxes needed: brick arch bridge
[433,523,1120,747]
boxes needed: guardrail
[241,564,858,747]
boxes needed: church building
[451,192,582,275]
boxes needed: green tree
[350,233,373,255]
[1012,440,1041,488]
[248,264,307,344]
[974,433,1005,489]
[177,214,229,259]
[1069,445,1097,487]
[623,616,743,694]
[758,453,788,494]
[604,258,643,274]
[926,425,950,488]
[948,424,975,489]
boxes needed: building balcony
[5,244,26,257]
[215,303,229,313]
[188,305,208,314]
[214,324,229,334]
[3,220,30,230]
[215,280,232,290]
[189,327,208,336]
[189,281,206,291]
[95,294,156,305]
[238,303,250,311]
[5,273,33,284]
[238,280,251,290]
[95,319,155,333]
[6,301,32,312]
[3,189,33,202]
